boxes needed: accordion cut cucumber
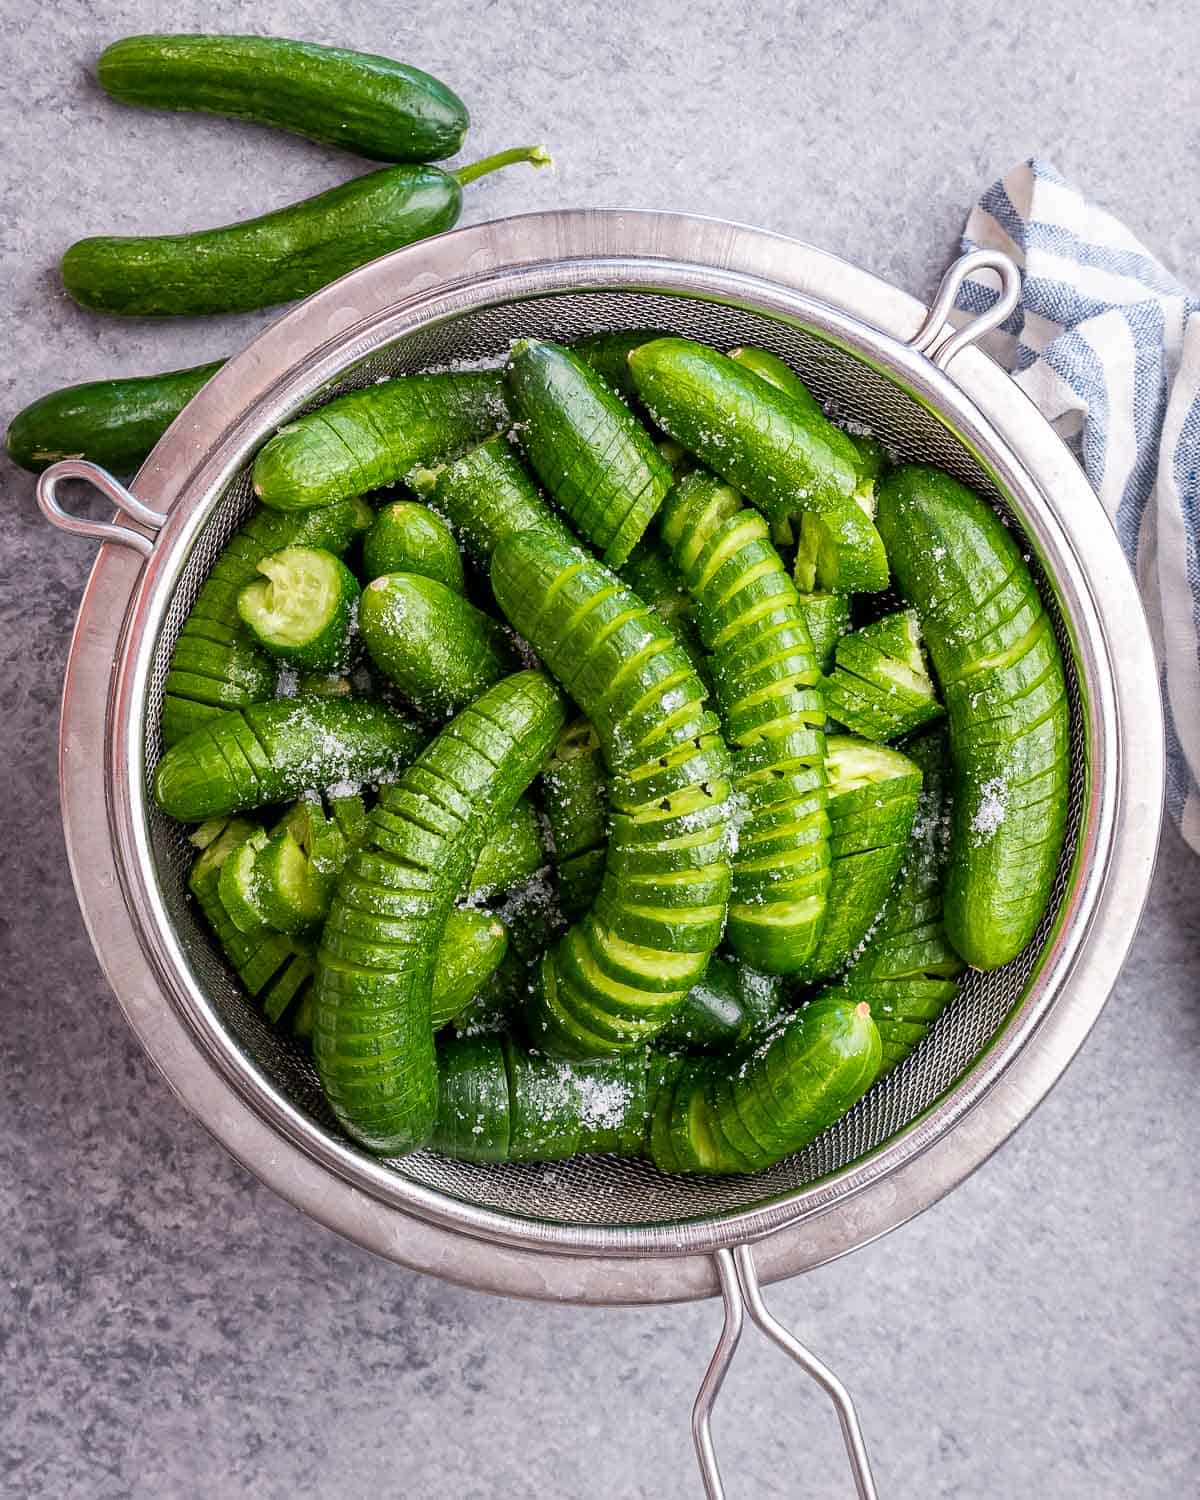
[505,341,674,566]
[660,955,785,1054]
[162,495,372,746]
[252,370,509,512]
[466,796,547,897]
[727,345,888,479]
[823,609,945,742]
[362,501,465,592]
[876,465,1070,969]
[659,469,831,974]
[795,591,851,674]
[5,359,223,475]
[411,434,571,564]
[359,572,513,718]
[650,996,881,1174]
[627,338,863,527]
[314,670,566,1153]
[795,735,922,984]
[63,148,548,319]
[491,529,733,1057]
[236,546,359,672]
[727,344,888,591]
[98,35,469,163]
[831,727,965,1075]
[154,698,424,821]
[431,1034,658,1163]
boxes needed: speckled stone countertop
[3,2,1198,1495]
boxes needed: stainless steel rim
[57,209,1163,1304]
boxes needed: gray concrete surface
[2,2,1198,1496]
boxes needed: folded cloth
[957,158,1200,851]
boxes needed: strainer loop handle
[693,1245,878,1499]
[907,247,1021,371]
[36,459,168,559]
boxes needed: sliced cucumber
[155,698,424,821]
[236,546,359,672]
[506,340,674,567]
[796,735,922,983]
[411,434,572,565]
[430,910,510,1029]
[823,609,945,742]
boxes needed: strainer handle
[907,247,1021,371]
[36,459,168,559]
[693,1245,878,1499]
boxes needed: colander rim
[58,209,1162,1302]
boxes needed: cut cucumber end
[236,546,358,670]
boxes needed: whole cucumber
[98,35,469,162]
[5,360,222,475]
[62,147,549,318]
[876,466,1070,969]
[359,572,513,717]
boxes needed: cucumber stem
[454,145,553,188]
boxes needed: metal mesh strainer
[40,212,1162,1498]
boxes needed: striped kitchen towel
[957,158,1200,851]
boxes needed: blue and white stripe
[959,159,1200,851]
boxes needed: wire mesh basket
[40,211,1163,1498]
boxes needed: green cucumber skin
[188,825,504,1031]
[875,466,1070,969]
[467,796,547,897]
[430,910,509,1029]
[659,470,831,974]
[98,35,468,162]
[795,593,851,674]
[571,329,670,403]
[627,338,862,524]
[726,345,888,481]
[252,371,508,512]
[652,997,881,1174]
[163,497,372,746]
[540,719,608,916]
[363,502,465,592]
[155,698,425,821]
[236,546,360,673]
[823,609,945,743]
[414,435,572,565]
[431,1035,657,1163]
[834,727,966,1075]
[660,954,785,1053]
[188,821,305,997]
[491,530,733,1057]
[62,163,463,318]
[506,341,674,567]
[314,671,566,1154]
[5,360,223,475]
[359,572,513,718]
[796,737,922,984]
